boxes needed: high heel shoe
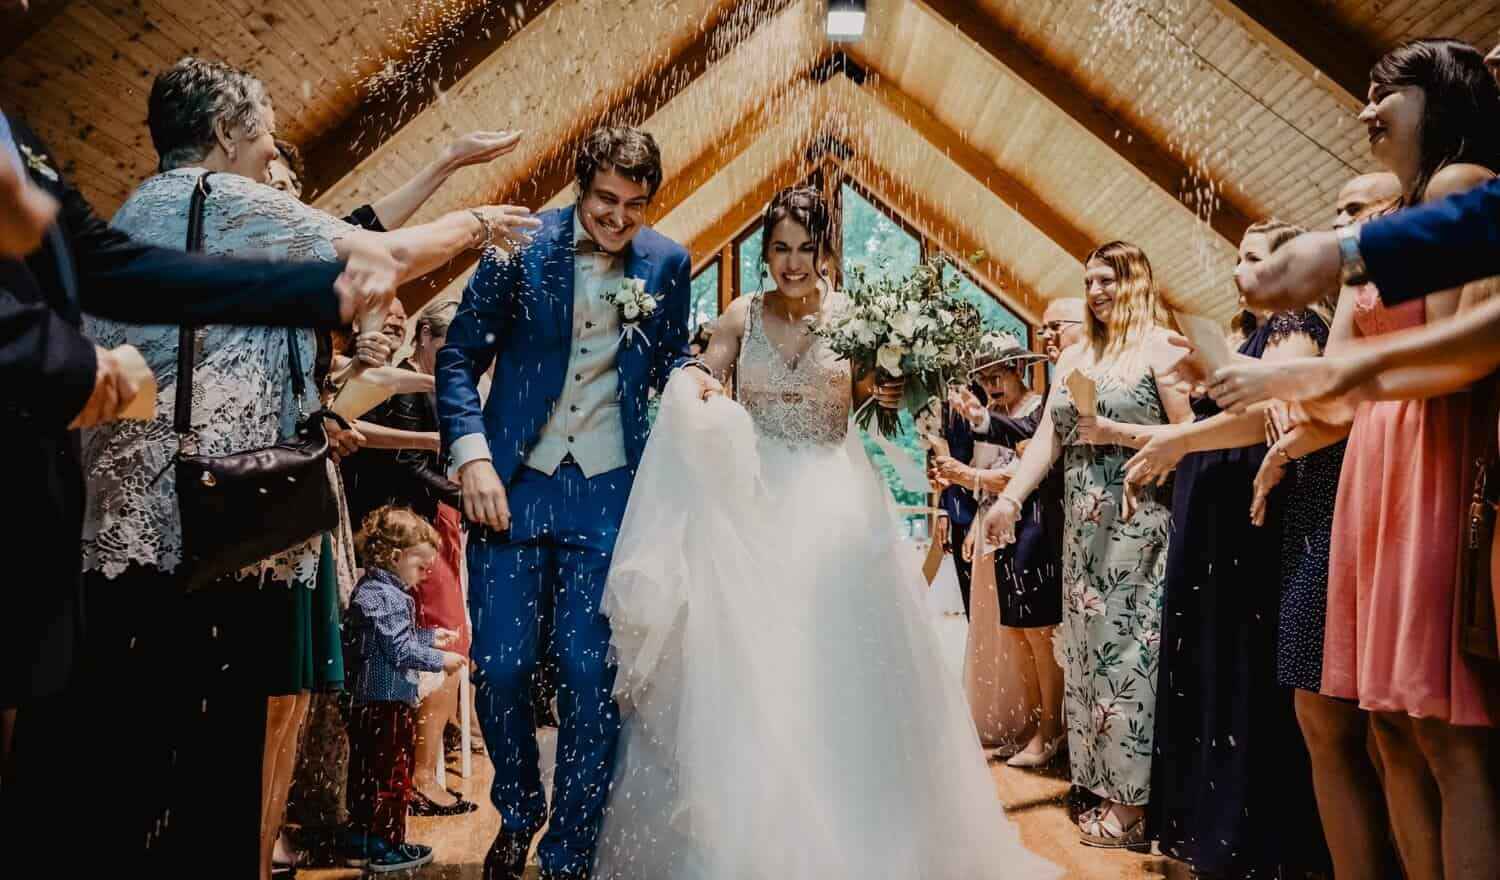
[1006,734,1065,768]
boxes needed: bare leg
[413,672,461,806]
[261,694,310,880]
[1295,691,1400,879]
[1413,717,1500,877]
[1019,626,1063,752]
[1372,712,1443,880]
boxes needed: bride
[592,187,1059,879]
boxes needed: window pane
[690,261,720,329]
[842,184,920,284]
[943,263,1029,346]
[737,227,765,296]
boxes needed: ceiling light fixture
[826,0,866,43]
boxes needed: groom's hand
[459,459,511,532]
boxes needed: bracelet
[1273,445,1294,465]
[470,209,494,251]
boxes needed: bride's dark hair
[759,186,834,270]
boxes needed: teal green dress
[1050,369,1171,806]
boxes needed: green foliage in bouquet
[816,256,984,437]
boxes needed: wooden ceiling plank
[297,0,562,200]
[1207,0,1382,112]
[898,0,1254,247]
[852,72,1094,261]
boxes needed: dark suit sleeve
[1363,178,1500,306]
[0,285,96,428]
[652,248,695,389]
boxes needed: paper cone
[1174,310,1234,373]
[113,344,158,421]
[1065,369,1097,414]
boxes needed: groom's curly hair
[575,127,664,199]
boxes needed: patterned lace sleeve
[1266,309,1330,353]
[81,170,352,582]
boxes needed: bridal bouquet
[816,257,983,437]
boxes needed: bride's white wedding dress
[593,295,1059,879]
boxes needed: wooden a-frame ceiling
[5,0,1499,322]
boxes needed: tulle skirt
[594,375,1058,879]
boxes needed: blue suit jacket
[435,205,693,486]
[1363,178,1500,305]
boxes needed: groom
[436,126,718,880]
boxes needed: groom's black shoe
[482,832,529,880]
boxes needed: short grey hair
[148,57,271,172]
[416,301,459,342]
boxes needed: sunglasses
[1042,320,1082,333]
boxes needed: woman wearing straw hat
[936,333,1065,766]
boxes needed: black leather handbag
[172,172,347,591]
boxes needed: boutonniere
[19,144,58,182]
[606,276,659,345]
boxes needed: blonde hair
[354,505,441,573]
[1082,241,1168,372]
[1235,219,1314,333]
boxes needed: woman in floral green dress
[983,241,1192,848]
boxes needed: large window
[689,261,720,330]
[737,226,765,296]
[944,263,1029,345]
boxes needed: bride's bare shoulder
[716,294,754,338]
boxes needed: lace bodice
[81,169,352,582]
[736,293,851,447]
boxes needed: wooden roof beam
[298,0,561,202]
[1208,0,1381,114]
[842,69,1096,261]
[902,0,1254,247]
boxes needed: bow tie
[574,238,616,258]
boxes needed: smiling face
[578,167,652,254]
[1235,231,1278,315]
[1333,172,1402,228]
[765,217,825,300]
[1359,81,1426,187]
[381,298,408,348]
[217,101,279,185]
[1040,299,1086,363]
[1083,259,1119,325]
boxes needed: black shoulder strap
[173,172,306,435]
[174,173,213,435]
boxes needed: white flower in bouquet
[622,302,640,321]
[938,308,955,327]
[877,343,906,376]
[913,340,941,360]
[889,311,918,342]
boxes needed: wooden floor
[302,570,1185,879]
[300,747,1182,879]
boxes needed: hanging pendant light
[826,0,866,43]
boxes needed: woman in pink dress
[1325,38,1500,879]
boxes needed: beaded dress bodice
[736,293,851,447]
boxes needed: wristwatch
[1336,223,1369,286]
